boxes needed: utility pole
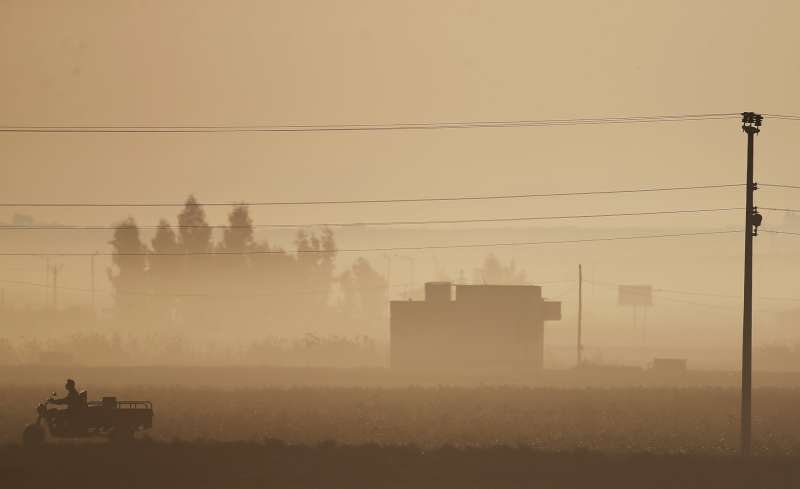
[577,264,583,367]
[43,256,50,307]
[740,111,764,456]
[91,252,97,316]
[52,263,63,310]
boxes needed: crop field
[5,381,800,488]
[4,384,800,453]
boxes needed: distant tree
[221,204,254,252]
[295,227,336,289]
[105,198,350,337]
[108,217,148,320]
[149,220,180,322]
[249,241,292,289]
[177,195,212,253]
[215,205,256,332]
[176,195,213,330]
[351,257,387,321]
[473,254,527,285]
[290,227,337,317]
[338,269,358,318]
[218,204,254,288]
[318,227,337,299]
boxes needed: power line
[761,207,800,213]
[0,207,743,230]
[0,278,402,299]
[762,229,800,237]
[0,183,744,208]
[587,280,792,311]
[0,113,740,133]
[587,279,745,312]
[763,113,800,121]
[655,287,800,303]
[0,230,739,257]
[0,278,572,299]
[760,183,800,190]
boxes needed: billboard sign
[618,285,653,307]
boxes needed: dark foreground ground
[2,442,799,489]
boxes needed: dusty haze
[6,4,800,488]
[1,1,800,372]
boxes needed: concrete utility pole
[577,264,583,366]
[740,111,764,456]
[90,252,97,316]
[43,256,50,307]
[52,263,63,310]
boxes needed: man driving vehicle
[50,378,82,411]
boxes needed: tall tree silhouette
[108,217,148,321]
[106,198,347,336]
[294,228,337,309]
[177,195,211,253]
[349,257,387,321]
[221,204,254,252]
[176,195,213,330]
[150,219,180,322]
[219,204,255,329]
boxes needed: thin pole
[52,264,61,310]
[577,264,583,366]
[741,112,762,456]
[43,256,50,307]
[741,127,754,456]
[91,253,96,315]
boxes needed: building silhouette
[390,282,561,370]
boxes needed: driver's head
[65,378,76,391]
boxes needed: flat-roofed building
[390,282,561,370]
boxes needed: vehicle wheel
[23,423,45,446]
[110,427,135,444]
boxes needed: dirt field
[5,383,800,452]
[5,366,800,488]
[2,443,800,489]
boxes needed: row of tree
[108,196,387,335]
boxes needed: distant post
[52,264,62,310]
[43,256,50,307]
[577,264,582,366]
[91,252,97,316]
[617,285,652,342]
[740,112,763,456]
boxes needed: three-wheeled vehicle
[23,391,154,445]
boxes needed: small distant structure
[618,284,653,342]
[650,357,688,374]
[390,282,561,370]
[618,285,653,307]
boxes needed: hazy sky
[2,0,799,226]
[1,1,799,284]
[2,1,800,353]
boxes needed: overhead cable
[0,183,744,208]
[0,230,739,257]
[0,207,743,230]
[0,112,740,133]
